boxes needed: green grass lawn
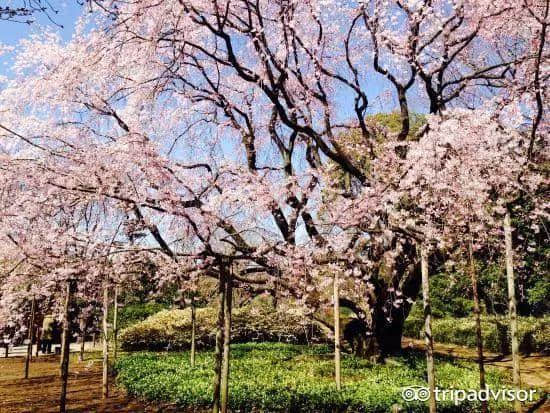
[114,342,519,412]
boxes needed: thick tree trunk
[220,268,233,413]
[374,315,406,356]
[334,271,341,390]
[343,239,422,359]
[190,295,196,368]
[212,269,226,413]
[102,280,109,399]
[469,236,487,413]
[344,301,412,359]
[421,245,436,413]
[504,212,521,413]
[24,297,35,379]
[113,285,119,362]
[60,281,75,413]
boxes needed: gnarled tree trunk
[342,298,415,359]
[342,256,421,359]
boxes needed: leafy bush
[113,302,170,330]
[115,343,516,412]
[120,302,327,351]
[404,316,550,354]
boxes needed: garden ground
[402,338,550,392]
[0,354,179,412]
[0,341,548,413]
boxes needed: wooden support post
[60,281,75,413]
[469,235,487,413]
[190,294,196,368]
[78,316,86,362]
[212,267,226,413]
[113,285,119,362]
[220,266,233,413]
[334,271,341,391]
[24,297,36,379]
[504,212,521,413]
[421,245,436,413]
[102,280,109,399]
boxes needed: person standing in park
[40,314,54,354]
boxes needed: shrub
[114,302,170,330]
[115,343,517,412]
[120,302,328,351]
[403,316,550,354]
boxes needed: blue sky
[0,1,82,77]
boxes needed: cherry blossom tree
[0,0,545,363]
[342,107,548,411]
[0,1,547,411]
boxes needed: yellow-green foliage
[365,112,426,140]
[404,316,549,354]
[325,112,426,192]
[120,301,328,351]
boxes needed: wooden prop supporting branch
[190,294,196,368]
[102,279,109,399]
[35,320,40,358]
[220,265,233,413]
[78,316,86,362]
[334,270,341,391]
[468,235,487,413]
[59,280,75,413]
[113,285,119,362]
[212,261,235,413]
[212,266,226,413]
[24,297,36,379]
[504,212,521,413]
[421,245,436,413]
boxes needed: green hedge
[120,302,327,351]
[115,343,516,412]
[404,316,550,354]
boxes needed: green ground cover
[115,343,517,412]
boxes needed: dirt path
[403,338,550,412]
[402,337,550,392]
[0,355,174,413]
